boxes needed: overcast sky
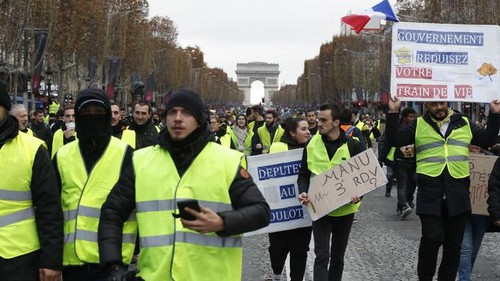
[148,0,396,97]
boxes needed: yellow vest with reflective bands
[0,133,43,258]
[57,137,137,265]
[49,101,60,115]
[257,125,284,151]
[415,116,472,178]
[306,134,361,217]
[134,142,243,281]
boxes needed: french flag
[341,0,399,34]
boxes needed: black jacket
[386,110,500,217]
[0,116,63,270]
[127,119,159,149]
[98,129,270,266]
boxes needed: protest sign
[470,153,498,215]
[391,22,500,102]
[306,149,387,221]
[245,149,312,236]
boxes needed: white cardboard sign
[306,149,387,221]
[391,22,500,102]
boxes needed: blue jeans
[457,215,490,281]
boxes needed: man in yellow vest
[51,105,76,158]
[54,88,136,280]
[0,80,63,280]
[386,97,500,281]
[120,100,159,150]
[297,104,364,281]
[98,89,270,281]
[251,109,284,155]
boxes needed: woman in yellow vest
[268,117,312,281]
[55,89,136,281]
[230,113,253,155]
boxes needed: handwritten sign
[469,153,498,215]
[391,22,500,102]
[245,149,312,236]
[306,149,387,221]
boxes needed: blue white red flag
[341,0,399,34]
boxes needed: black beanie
[165,89,206,126]
[0,81,11,111]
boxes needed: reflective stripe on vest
[134,142,243,281]
[257,125,284,151]
[0,133,43,258]
[57,137,136,265]
[306,134,361,217]
[415,117,472,178]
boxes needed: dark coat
[386,110,500,217]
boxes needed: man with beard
[305,109,318,136]
[121,100,159,150]
[386,97,500,281]
[98,89,270,281]
[53,89,136,281]
[111,102,126,139]
[251,109,284,155]
[0,81,63,281]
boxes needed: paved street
[242,186,500,280]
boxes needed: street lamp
[45,67,53,97]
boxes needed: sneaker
[400,206,412,219]
[272,274,282,281]
[385,190,391,197]
[353,216,358,223]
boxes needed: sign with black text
[306,149,387,221]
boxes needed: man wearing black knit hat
[0,80,63,280]
[99,89,270,280]
[53,88,137,281]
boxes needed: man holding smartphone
[98,89,270,281]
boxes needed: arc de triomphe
[235,62,280,105]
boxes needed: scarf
[430,108,453,130]
[232,125,248,151]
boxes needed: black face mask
[76,114,111,142]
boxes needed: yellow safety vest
[387,147,395,161]
[134,142,244,281]
[415,117,472,178]
[121,126,160,149]
[306,134,361,217]
[51,129,77,159]
[257,125,284,151]
[229,128,253,155]
[49,101,60,115]
[0,133,44,258]
[269,141,288,153]
[57,137,137,265]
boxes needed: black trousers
[268,226,312,281]
[418,206,469,281]
[0,251,39,281]
[312,213,354,281]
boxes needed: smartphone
[175,199,201,221]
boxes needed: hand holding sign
[306,149,387,221]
